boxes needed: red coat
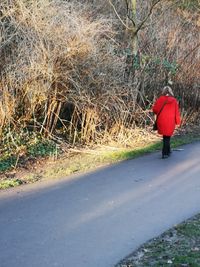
[153,95,181,136]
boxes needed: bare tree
[108,0,164,111]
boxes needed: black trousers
[162,136,171,156]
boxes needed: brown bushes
[138,1,200,106]
[0,0,199,146]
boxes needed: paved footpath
[1,142,200,267]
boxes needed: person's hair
[162,86,174,96]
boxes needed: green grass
[116,214,200,267]
[27,140,58,158]
[19,133,200,185]
[0,138,58,173]
[101,134,200,162]
[0,133,200,190]
[0,156,17,172]
[0,179,23,190]
[101,142,161,162]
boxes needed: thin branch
[135,0,164,35]
[109,0,165,35]
[108,0,133,30]
[127,12,136,28]
[179,42,200,66]
[124,0,129,14]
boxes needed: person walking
[153,86,181,159]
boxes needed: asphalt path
[1,142,200,267]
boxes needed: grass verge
[0,133,58,173]
[0,131,200,190]
[94,133,200,162]
[0,179,23,190]
[115,214,200,267]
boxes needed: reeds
[0,0,199,146]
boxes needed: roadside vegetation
[1,127,200,190]
[116,214,200,267]
[0,0,200,188]
[0,3,200,267]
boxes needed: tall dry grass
[0,0,199,147]
[0,1,124,140]
[137,1,200,106]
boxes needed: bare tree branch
[134,0,165,35]
[179,42,200,66]
[108,0,133,30]
[108,0,165,36]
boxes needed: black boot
[162,136,171,158]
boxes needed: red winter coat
[153,95,181,136]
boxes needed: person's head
[162,86,174,96]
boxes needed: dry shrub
[0,0,199,147]
[68,86,153,145]
[0,0,129,144]
[138,1,200,107]
[2,0,152,146]
[0,81,15,134]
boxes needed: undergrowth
[0,129,58,173]
[116,214,200,267]
[0,128,200,190]
[0,179,23,190]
